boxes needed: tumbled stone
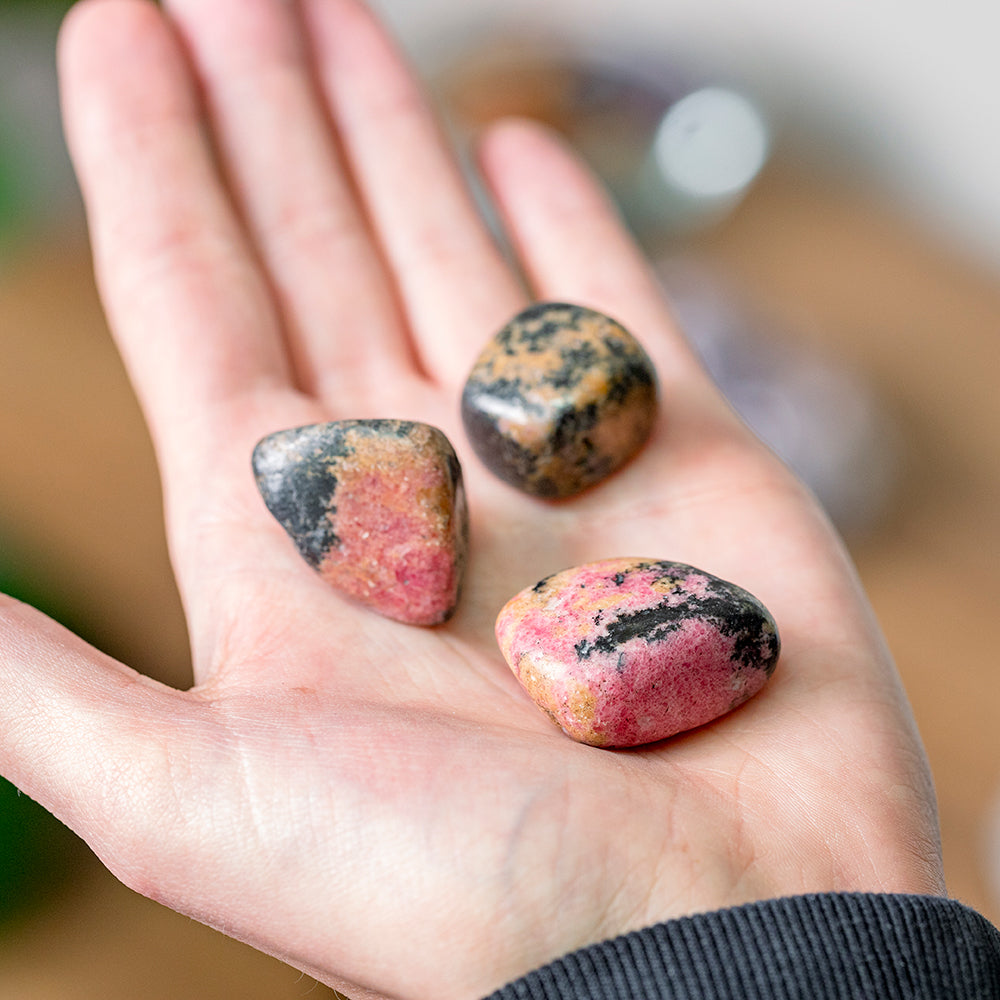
[252,419,468,626]
[461,302,658,498]
[495,558,779,747]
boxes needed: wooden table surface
[1,162,999,997]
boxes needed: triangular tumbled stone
[252,420,468,626]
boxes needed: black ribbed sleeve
[484,893,1000,1000]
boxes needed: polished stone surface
[461,303,658,498]
[496,557,779,746]
[253,419,468,625]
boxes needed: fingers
[477,119,730,415]
[161,0,418,400]
[301,0,526,384]
[59,0,293,431]
[0,596,186,858]
[164,0,524,392]
[57,0,324,560]
[58,0,327,666]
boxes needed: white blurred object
[642,86,770,232]
[654,88,769,199]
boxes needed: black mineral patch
[574,562,779,673]
[458,397,544,491]
[252,423,353,567]
[546,342,601,389]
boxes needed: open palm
[0,1,943,998]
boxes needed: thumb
[0,595,189,870]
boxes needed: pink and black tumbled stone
[252,419,468,626]
[461,302,658,499]
[496,558,779,747]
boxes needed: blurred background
[2,0,999,995]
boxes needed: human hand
[0,1,944,998]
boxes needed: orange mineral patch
[462,302,658,498]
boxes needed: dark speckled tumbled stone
[252,419,468,626]
[461,302,658,498]
[496,558,779,747]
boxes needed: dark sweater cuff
[484,893,1000,1000]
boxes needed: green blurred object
[0,113,35,237]
[0,777,83,928]
[0,0,74,11]
[0,553,89,929]
[0,0,80,243]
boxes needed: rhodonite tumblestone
[252,419,468,626]
[495,558,779,747]
[461,302,658,498]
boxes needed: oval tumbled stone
[496,558,779,747]
[252,419,468,626]
[461,302,658,498]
